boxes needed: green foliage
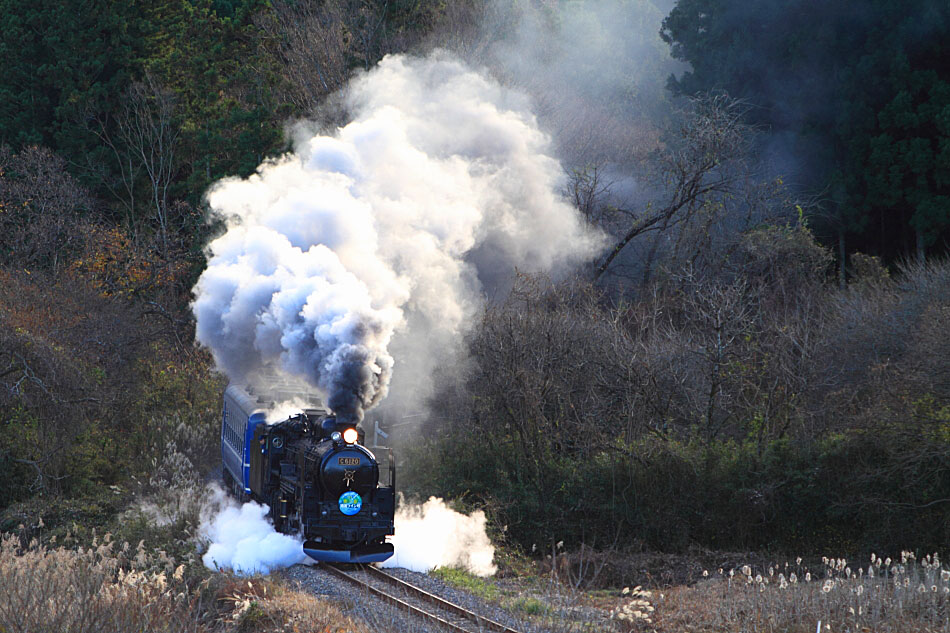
[504,596,551,616]
[862,66,950,248]
[0,0,287,257]
[125,346,225,468]
[0,265,223,514]
[0,485,126,544]
[430,566,501,601]
[661,0,950,260]
[137,0,287,197]
[0,0,136,153]
[411,260,950,556]
[236,601,266,630]
[0,405,40,508]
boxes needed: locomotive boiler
[220,382,395,563]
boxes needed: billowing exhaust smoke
[192,52,602,420]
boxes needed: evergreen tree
[0,0,136,167]
[136,0,286,200]
[661,0,950,260]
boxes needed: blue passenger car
[221,384,269,497]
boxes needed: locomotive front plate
[338,457,360,465]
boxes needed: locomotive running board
[303,542,394,564]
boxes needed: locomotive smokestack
[191,53,603,419]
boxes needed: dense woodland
[0,0,948,561]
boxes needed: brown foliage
[0,269,146,494]
[0,145,97,275]
[462,275,644,460]
[0,533,203,633]
[68,226,186,299]
[0,144,191,304]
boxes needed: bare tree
[264,0,435,114]
[593,95,758,286]
[0,146,96,274]
[641,273,755,442]
[263,0,353,112]
[117,73,180,259]
[567,163,615,226]
[84,73,179,256]
[451,276,646,471]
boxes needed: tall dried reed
[0,532,205,633]
[654,551,950,632]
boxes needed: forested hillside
[661,0,950,264]
[0,0,947,575]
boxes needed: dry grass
[214,575,371,633]
[0,533,369,633]
[647,552,950,633]
[463,550,950,633]
[5,522,945,633]
[0,532,206,633]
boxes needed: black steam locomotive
[221,382,395,563]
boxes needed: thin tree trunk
[838,230,846,289]
[641,214,671,289]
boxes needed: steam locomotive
[220,381,395,563]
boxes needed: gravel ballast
[280,563,548,632]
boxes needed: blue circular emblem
[339,491,362,515]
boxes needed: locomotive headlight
[330,431,342,442]
[343,428,358,444]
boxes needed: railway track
[323,563,524,633]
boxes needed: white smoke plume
[381,497,497,576]
[192,52,603,421]
[264,397,311,423]
[200,486,307,575]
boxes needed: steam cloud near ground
[200,486,307,575]
[200,491,496,576]
[382,497,497,576]
[192,52,602,423]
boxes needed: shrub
[408,426,949,556]
[412,261,950,556]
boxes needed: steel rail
[324,563,522,633]
[324,563,468,633]
[363,565,522,633]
